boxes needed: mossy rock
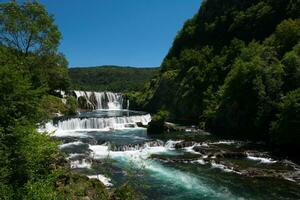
[147,110,170,135]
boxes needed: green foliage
[29,52,70,91]
[0,2,138,200]
[147,110,170,135]
[281,43,300,93]
[24,176,63,200]
[19,129,60,180]
[69,66,159,92]
[0,49,43,128]
[38,95,77,121]
[165,0,293,59]
[211,42,283,139]
[65,96,78,116]
[0,1,106,199]
[0,124,60,199]
[23,171,112,200]
[39,95,67,120]
[112,183,137,200]
[0,0,61,54]
[0,1,70,93]
[123,92,144,110]
[265,19,300,57]
[140,0,300,150]
[54,173,109,200]
[271,88,300,146]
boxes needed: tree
[28,52,70,91]
[0,47,43,129]
[271,88,300,147]
[0,0,61,55]
[281,43,300,93]
[210,42,283,140]
[0,1,69,92]
[265,19,300,57]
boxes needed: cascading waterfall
[74,90,95,109]
[39,91,149,133]
[57,114,151,131]
[74,90,123,110]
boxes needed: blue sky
[39,0,201,68]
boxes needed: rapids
[39,97,300,199]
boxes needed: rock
[80,137,98,145]
[53,136,77,144]
[147,119,165,135]
[136,122,147,128]
[192,146,212,154]
[124,124,136,128]
[109,140,164,151]
[222,152,247,159]
[77,96,94,110]
[174,141,195,149]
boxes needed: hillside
[68,66,159,92]
[133,0,300,151]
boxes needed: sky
[38,0,201,68]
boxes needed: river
[40,91,300,200]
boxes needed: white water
[74,90,123,110]
[59,141,84,149]
[70,159,92,169]
[87,174,113,187]
[88,140,242,199]
[74,90,95,109]
[38,114,151,135]
[57,114,151,131]
[89,140,172,160]
[246,153,277,164]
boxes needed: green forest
[131,0,300,155]
[0,1,135,199]
[1,0,300,199]
[69,66,158,92]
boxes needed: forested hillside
[0,1,135,199]
[134,0,300,151]
[69,66,159,92]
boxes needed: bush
[64,96,78,116]
[19,128,60,180]
[111,183,137,200]
[39,95,67,120]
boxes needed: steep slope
[137,0,300,148]
[69,66,159,92]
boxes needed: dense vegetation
[69,66,159,92]
[0,1,135,199]
[134,0,300,152]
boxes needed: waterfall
[74,90,123,110]
[127,100,130,110]
[38,90,152,134]
[56,114,151,131]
